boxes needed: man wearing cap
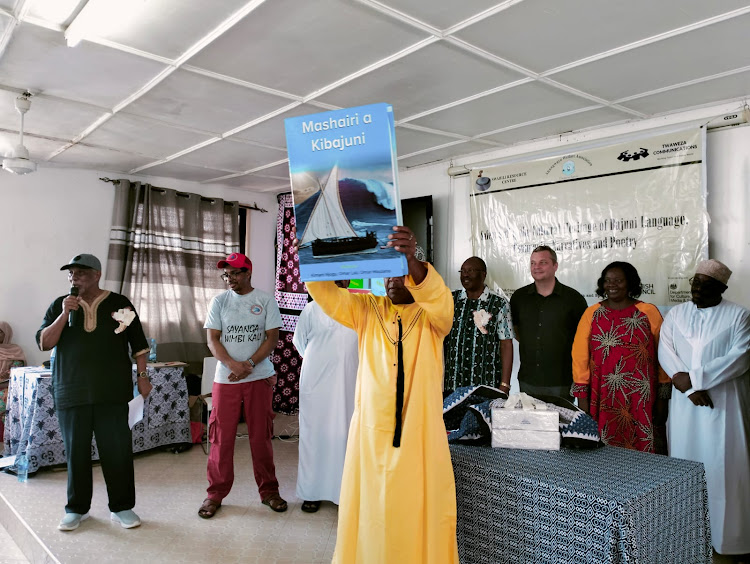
[198,253,286,518]
[658,259,750,560]
[37,253,152,531]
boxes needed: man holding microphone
[37,253,152,531]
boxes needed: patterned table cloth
[450,444,712,564]
[3,365,191,473]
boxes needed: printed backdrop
[470,128,708,306]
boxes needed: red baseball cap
[217,253,252,272]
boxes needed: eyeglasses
[220,271,245,281]
[458,268,484,275]
[689,276,721,289]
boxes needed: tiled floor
[0,423,337,564]
[0,521,29,563]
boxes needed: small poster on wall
[285,103,407,282]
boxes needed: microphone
[68,286,79,327]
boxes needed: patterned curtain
[271,193,306,415]
[105,180,239,375]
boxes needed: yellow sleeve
[404,263,454,338]
[306,281,366,332]
[636,302,670,385]
[572,304,599,388]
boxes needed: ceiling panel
[188,0,429,96]
[455,0,750,74]
[0,91,106,140]
[74,0,252,60]
[0,10,12,37]
[397,140,495,169]
[553,12,750,101]
[0,23,168,108]
[380,0,502,30]
[0,0,16,11]
[174,138,286,172]
[217,174,289,191]
[395,127,465,156]
[49,144,157,172]
[249,162,289,178]
[231,103,320,148]
[410,82,594,136]
[482,107,631,145]
[318,42,525,121]
[619,71,750,116]
[127,69,291,134]
[25,0,85,26]
[84,113,215,159]
[143,161,234,183]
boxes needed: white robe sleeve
[657,309,690,377]
[690,309,750,390]
[293,303,313,357]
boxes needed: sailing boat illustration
[299,164,379,258]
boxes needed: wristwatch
[248,358,256,368]
[137,370,150,381]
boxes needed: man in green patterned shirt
[443,256,514,396]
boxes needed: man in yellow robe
[304,226,459,564]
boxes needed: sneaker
[57,512,89,531]
[110,509,141,529]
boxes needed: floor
[0,420,337,564]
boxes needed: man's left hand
[137,377,153,398]
[387,226,418,260]
[672,372,692,393]
[688,390,713,408]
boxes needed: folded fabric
[444,385,505,445]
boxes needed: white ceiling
[1,0,749,193]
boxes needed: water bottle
[49,346,56,372]
[16,452,28,483]
[148,338,157,362]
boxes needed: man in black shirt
[510,246,587,400]
[37,254,152,531]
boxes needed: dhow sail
[299,165,359,246]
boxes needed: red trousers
[206,380,280,502]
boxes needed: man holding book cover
[295,226,459,564]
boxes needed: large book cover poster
[285,103,407,282]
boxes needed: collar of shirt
[525,278,562,296]
[458,285,491,302]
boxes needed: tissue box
[491,404,560,450]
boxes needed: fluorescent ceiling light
[64,0,150,48]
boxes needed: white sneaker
[110,509,141,529]
[57,512,89,531]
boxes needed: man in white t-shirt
[198,253,286,518]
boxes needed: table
[450,444,712,564]
[3,365,191,474]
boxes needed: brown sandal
[262,493,288,513]
[198,498,221,519]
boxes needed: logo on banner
[475,170,491,192]
[617,148,649,161]
[561,161,575,176]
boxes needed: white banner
[470,127,708,306]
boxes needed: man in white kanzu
[658,259,749,561]
[198,253,287,518]
[293,280,358,513]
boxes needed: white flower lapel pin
[112,307,136,334]
[472,309,492,334]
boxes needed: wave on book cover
[359,179,396,210]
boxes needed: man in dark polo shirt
[510,245,587,400]
[37,253,152,532]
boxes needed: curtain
[105,180,239,375]
[270,193,306,415]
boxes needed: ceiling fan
[2,91,37,175]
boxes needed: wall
[0,167,278,365]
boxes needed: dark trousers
[206,380,279,502]
[57,403,135,514]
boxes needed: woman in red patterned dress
[571,262,670,453]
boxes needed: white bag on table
[491,392,560,450]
